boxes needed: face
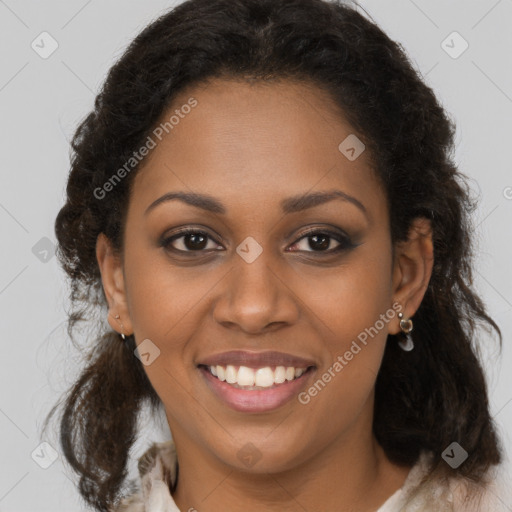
[99,78,428,474]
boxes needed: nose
[212,251,300,335]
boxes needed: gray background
[0,0,511,510]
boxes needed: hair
[43,0,504,510]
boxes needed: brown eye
[304,233,333,251]
[161,229,222,253]
[288,229,355,253]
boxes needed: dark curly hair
[43,0,503,510]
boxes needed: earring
[397,312,414,351]
[114,314,126,340]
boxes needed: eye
[287,228,355,254]
[160,226,356,256]
[161,228,222,253]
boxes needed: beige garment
[111,439,512,512]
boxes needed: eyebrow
[144,190,368,217]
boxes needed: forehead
[131,78,385,219]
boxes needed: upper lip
[198,350,316,369]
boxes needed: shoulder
[109,494,145,512]
[449,460,512,512]
[108,439,178,512]
[393,452,512,512]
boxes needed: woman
[44,0,511,510]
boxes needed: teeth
[216,365,226,381]
[207,365,308,388]
[225,365,237,384]
[275,366,286,384]
[238,366,255,386]
[255,367,274,387]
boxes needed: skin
[96,78,434,512]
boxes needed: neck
[169,412,412,512]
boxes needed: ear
[96,233,133,336]
[389,217,434,335]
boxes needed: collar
[125,440,429,512]
[116,440,511,512]
[115,439,180,512]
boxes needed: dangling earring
[397,312,414,351]
[114,314,126,340]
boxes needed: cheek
[123,240,212,340]
[124,225,393,354]
[292,241,393,404]
[292,242,393,345]
[123,223,393,413]
[122,246,209,403]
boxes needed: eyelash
[160,227,357,256]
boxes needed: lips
[196,350,317,412]
[197,350,316,369]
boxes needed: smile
[198,363,316,412]
[205,364,309,389]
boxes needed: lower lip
[199,366,315,413]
